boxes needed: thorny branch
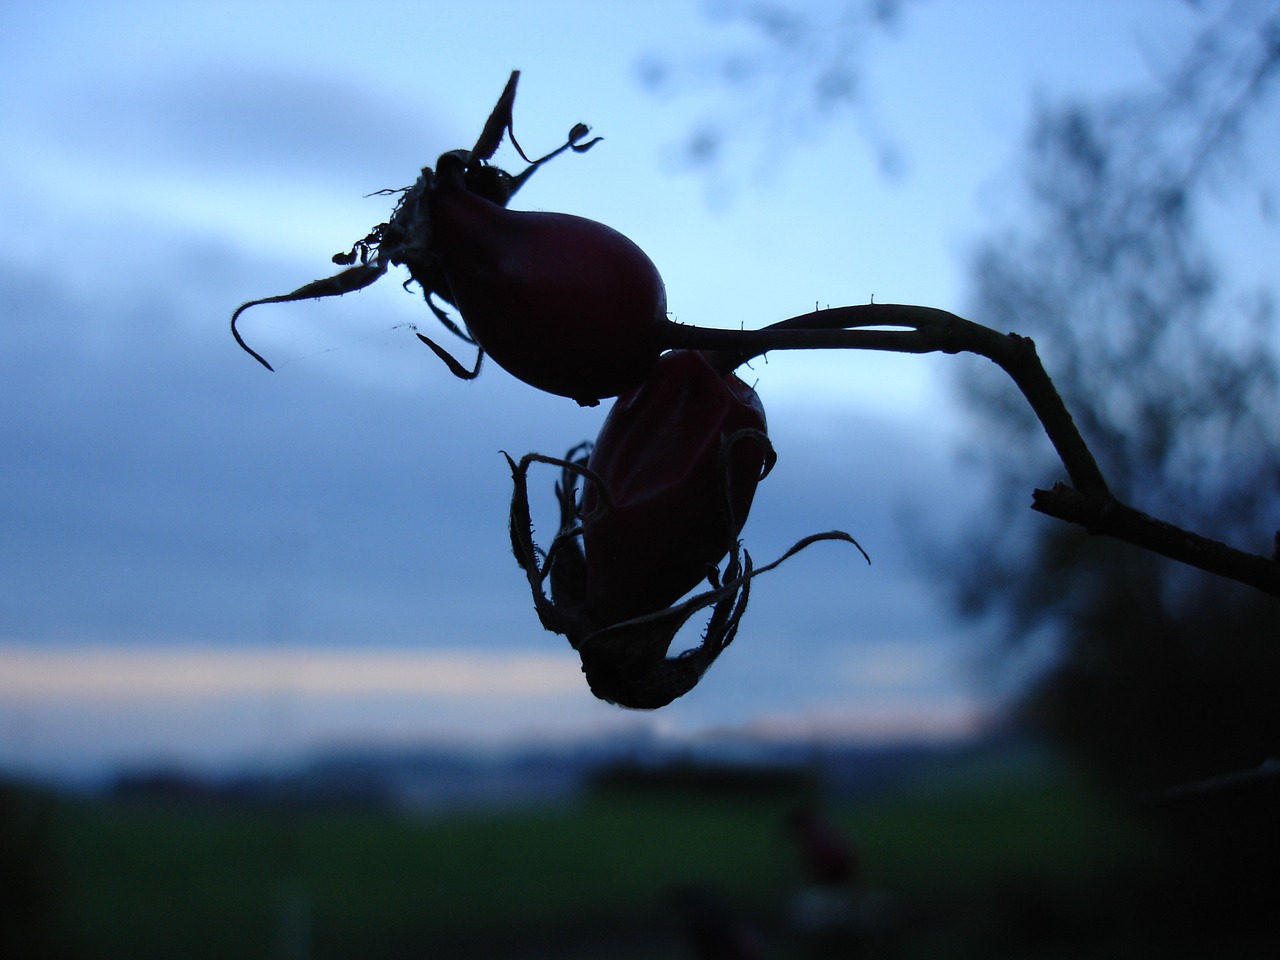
[663,303,1280,599]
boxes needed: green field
[8,748,1275,959]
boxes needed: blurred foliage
[951,2,1280,803]
[636,0,915,197]
[945,9,1280,930]
[39,745,1275,959]
[0,778,75,959]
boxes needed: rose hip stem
[661,303,1109,500]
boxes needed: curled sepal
[230,71,602,378]
[505,448,867,709]
[575,545,752,709]
[576,531,866,709]
[230,263,388,371]
[469,70,530,164]
[505,123,604,197]
[718,426,777,536]
[504,450,603,639]
[415,332,484,380]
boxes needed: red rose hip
[580,349,774,622]
[429,151,666,405]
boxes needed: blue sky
[0,0,1216,780]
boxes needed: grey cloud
[1,233,590,649]
[34,64,453,188]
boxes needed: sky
[0,0,1221,782]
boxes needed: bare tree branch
[1032,484,1280,597]
[660,304,1280,598]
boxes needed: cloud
[0,238,607,651]
[738,695,990,743]
[837,641,956,690]
[0,644,583,703]
[17,55,450,191]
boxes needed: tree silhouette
[636,0,912,199]
[950,6,1280,799]
[640,2,1280,783]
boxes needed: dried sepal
[469,70,530,165]
[230,71,600,375]
[718,426,777,534]
[506,449,867,709]
[230,263,388,371]
[414,332,484,380]
[504,450,600,639]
